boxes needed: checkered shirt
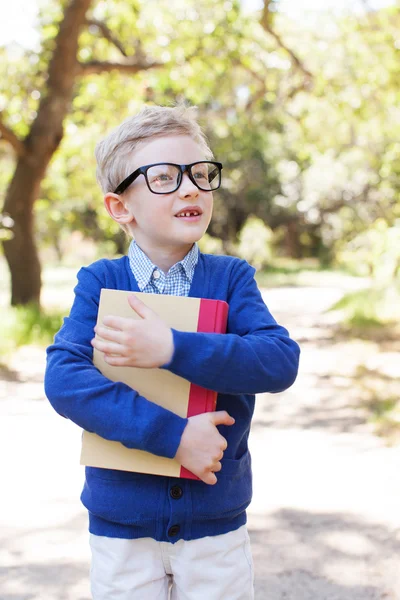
[127,240,199,296]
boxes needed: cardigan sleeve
[44,264,187,459]
[162,260,300,395]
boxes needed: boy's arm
[44,265,187,459]
[163,260,300,395]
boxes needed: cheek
[148,204,174,227]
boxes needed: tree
[249,3,400,264]
[1,0,321,306]
[0,0,161,305]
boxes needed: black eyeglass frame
[113,161,223,195]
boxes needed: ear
[104,193,135,225]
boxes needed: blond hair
[95,104,214,195]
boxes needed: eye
[151,172,173,182]
[148,168,173,181]
[147,164,179,187]
[192,167,208,180]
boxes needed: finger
[91,338,126,356]
[202,471,218,485]
[103,355,136,366]
[212,461,222,473]
[101,315,131,331]
[127,294,156,320]
[212,450,224,462]
[95,325,126,343]
[210,411,235,427]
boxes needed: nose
[178,172,199,198]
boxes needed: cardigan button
[168,525,181,537]
[170,486,183,500]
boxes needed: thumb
[127,293,155,320]
[210,411,235,427]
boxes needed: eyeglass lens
[146,162,220,193]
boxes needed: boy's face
[119,135,214,256]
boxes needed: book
[80,289,229,479]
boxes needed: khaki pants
[89,525,254,600]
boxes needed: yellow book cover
[80,289,228,478]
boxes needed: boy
[45,104,300,600]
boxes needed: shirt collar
[179,242,199,282]
[128,240,199,291]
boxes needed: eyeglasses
[113,161,223,195]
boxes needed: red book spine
[180,299,229,480]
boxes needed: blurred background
[1,1,400,598]
[1,0,398,427]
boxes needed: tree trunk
[2,158,46,305]
[1,0,92,306]
[284,220,302,259]
[1,0,163,306]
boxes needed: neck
[134,241,194,273]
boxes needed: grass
[255,257,366,288]
[0,257,75,358]
[0,303,65,358]
[353,363,400,444]
[328,283,400,340]
[367,395,400,445]
[372,409,400,444]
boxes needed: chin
[182,233,204,244]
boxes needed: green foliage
[365,388,400,444]
[197,233,224,255]
[355,364,400,444]
[329,283,400,334]
[0,304,63,357]
[255,261,330,288]
[1,0,400,281]
[336,219,400,280]
[264,6,400,265]
[237,216,273,270]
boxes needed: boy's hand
[91,294,174,368]
[175,411,235,485]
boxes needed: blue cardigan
[45,252,300,542]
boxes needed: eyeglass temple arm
[208,167,219,182]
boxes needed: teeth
[177,211,199,217]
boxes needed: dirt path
[249,285,400,599]
[1,282,399,599]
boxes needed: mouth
[175,207,203,218]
